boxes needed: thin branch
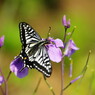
[60,58,64,95]
[0,68,7,95]
[81,50,91,75]
[60,27,67,95]
[62,75,83,91]
[63,28,67,43]
[43,76,55,95]
[32,77,42,95]
[68,26,76,40]
[6,71,12,82]
[47,27,51,38]
[77,50,91,86]
[61,50,91,91]
[0,86,5,95]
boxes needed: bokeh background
[0,0,95,95]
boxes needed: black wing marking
[19,22,41,47]
[28,46,52,77]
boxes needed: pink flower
[46,38,64,63]
[62,15,70,28]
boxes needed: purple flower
[0,76,4,85]
[10,57,28,78]
[46,38,64,63]
[64,40,79,57]
[62,15,70,28]
[0,36,4,48]
[70,75,83,83]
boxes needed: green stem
[63,28,67,43]
[62,50,91,91]
[32,78,42,95]
[43,76,55,95]
[81,50,91,75]
[68,26,76,40]
[6,71,12,82]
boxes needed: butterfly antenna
[47,27,51,38]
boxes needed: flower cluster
[62,15,70,28]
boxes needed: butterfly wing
[19,22,52,77]
[28,46,52,77]
[19,22,42,69]
[19,22,41,47]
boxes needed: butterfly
[18,22,52,77]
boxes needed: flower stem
[60,27,67,95]
[62,75,83,91]
[0,86,5,95]
[43,76,55,95]
[47,27,51,38]
[63,28,67,42]
[60,58,64,95]
[0,68,8,95]
[68,26,76,40]
[81,50,91,75]
[62,50,91,91]
[32,77,42,95]
[6,71,12,82]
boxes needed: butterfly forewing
[19,22,41,46]
[19,22,52,77]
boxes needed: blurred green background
[0,0,95,95]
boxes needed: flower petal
[62,15,67,26]
[64,40,79,57]
[49,38,64,48]
[53,39,64,48]
[71,75,83,83]
[10,57,28,78]
[47,44,62,63]
[0,36,4,47]
[67,19,71,28]
[0,76,4,85]
[70,40,79,50]
[62,15,71,28]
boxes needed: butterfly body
[18,22,52,77]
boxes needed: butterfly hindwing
[32,46,52,77]
[19,22,52,77]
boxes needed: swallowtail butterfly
[18,22,52,77]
